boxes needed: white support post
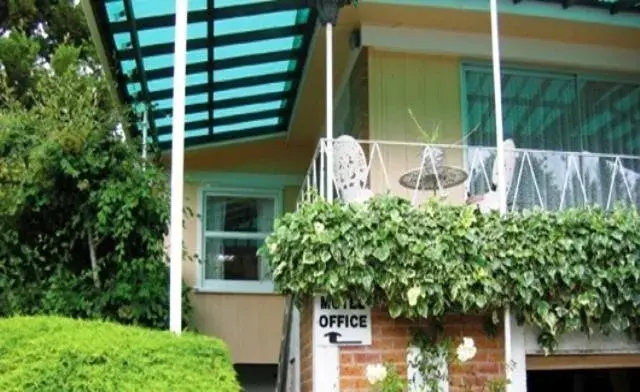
[325,23,334,202]
[489,0,515,389]
[142,106,148,162]
[169,0,188,335]
[490,0,506,215]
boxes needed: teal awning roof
[89,0,318,149]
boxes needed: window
[200,189,280,292]
[462,64,640,210]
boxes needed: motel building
[82,0,640,391]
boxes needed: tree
[0,3,190,329]
[0,1,92,106]
[0,0,89,56]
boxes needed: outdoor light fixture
[313,0,357,25]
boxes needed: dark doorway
[528,368,640,392]
[235,364,278,392]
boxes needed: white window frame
[196,186,283,294]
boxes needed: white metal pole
[490,3,506,213]
[142,107,148,162]
[489,0,512,387]
[325,23,334,202]
[169,0,188,335]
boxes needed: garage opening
[527,355,640,392]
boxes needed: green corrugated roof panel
[91,0,317,149]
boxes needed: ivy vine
[262,195,640,352]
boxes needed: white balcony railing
[298,138,640,212]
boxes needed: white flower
[366,363,387,385]
[314,222,325,233]
[456,337,477,363]
[365,363,387,385]
[407,286,422,307]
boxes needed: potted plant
[407,108,445,175]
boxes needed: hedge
[0,316,240,392]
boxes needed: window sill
[195,280,275,294]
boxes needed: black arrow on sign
[324,332,362,345]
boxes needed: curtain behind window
[205,199,226,279]
[462,65,640,210]
[256,199,274,280]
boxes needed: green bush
[263,195,640,352]
[0,42,192,329]
[0,316,241,392]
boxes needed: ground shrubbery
[0,316,240,392]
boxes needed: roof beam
[122,0,159,145]
[284,9,318,139]
[153,91,295,118]
[118,25,305,59]
[206,0,214,136]
[159,126,285,149]
[110,0,304,33]
[144,49,302,80]
[147,71,297,100]
[156,108,288,135]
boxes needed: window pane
[204,237,268,281]
[205,196,274,232]
[579,79,640,156]
[462,65,640,211]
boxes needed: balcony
[299,138,640,211]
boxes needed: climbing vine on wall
[261,195,640,352]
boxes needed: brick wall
[299,299,314,392]
[340,310,505,392]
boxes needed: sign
[313,295,372,347]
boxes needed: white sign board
[313,295,372,347]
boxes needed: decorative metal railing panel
[298,139,640,211]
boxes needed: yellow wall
[181,181,300,364]
[174,136,304,364]
[367,50,467,205]
[358,3,640,51]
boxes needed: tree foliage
[262,195,640,352]
[0,0,89,55]
[0,43,189,329]
[0,1,92,105]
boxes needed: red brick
[354,352,382,363]
[341,352,355,364]
[341,365,364,377]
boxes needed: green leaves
[263,195,640,353]
[0,43,190,331]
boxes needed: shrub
[0,316,240,392]
[0,43,192,329]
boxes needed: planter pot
[419,146,445,174]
